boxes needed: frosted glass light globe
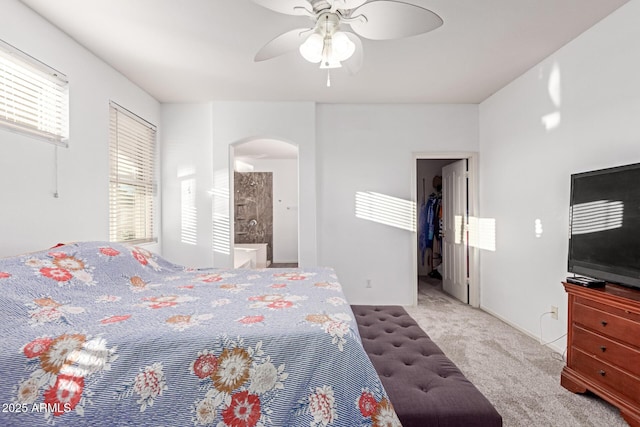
[331,31,355,61]
[299,33,323,63]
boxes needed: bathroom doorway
[230,139,299,268]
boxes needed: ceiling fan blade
[252,0,311,16]
[343,32,363,75]
[349,1,443,40]
[254,28,310,62]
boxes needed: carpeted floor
[403,277,628,427]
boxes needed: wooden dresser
[561,282,640,426]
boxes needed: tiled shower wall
[234,172,273,262]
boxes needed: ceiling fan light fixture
[254,0,444,83]
[319,56,342,69]
[332,31,355,61]
[319,35,342,69]
[298,12,355,70]
[299,33,323,63]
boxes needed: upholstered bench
[352,305,502,427]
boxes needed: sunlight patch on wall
[570,200,623,235]
[355,191,416,232]
[534,218,543,238]
[467,217,496,251]
[541,112,561,131]
[181,178,197,245]
[548,63,561,107]
[540,62,562,131]
[210,170,230,255]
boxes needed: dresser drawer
[573,302,640,348]
[573,324,640,377]
[576,295,640,324]
[571,348,640,405]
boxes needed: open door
[442,159,468,303]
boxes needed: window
[109,102,156,243]
[0,38,69,145]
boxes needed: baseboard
[480,305,565,355]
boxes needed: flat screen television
[568,162,640,290]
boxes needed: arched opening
[230,138,299,268]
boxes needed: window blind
[0,39,69,145]
[109,102,156,244]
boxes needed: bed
[0,241,400,426]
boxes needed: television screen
[568,162,640,290]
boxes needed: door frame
[411,152,480,308]
[229,138,300,268]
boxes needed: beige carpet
[403,278,628,427]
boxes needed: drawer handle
[598,370,606,376]
[600,345,607,352]
[600,320,608,327]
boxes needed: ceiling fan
[252,0,443,86]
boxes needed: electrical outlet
[366,279,372,289]
[551,306,558,320]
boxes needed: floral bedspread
[0,241,400,426]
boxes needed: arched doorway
[230,138,299,268]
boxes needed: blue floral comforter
[0,241,399,426]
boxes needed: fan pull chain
[326,70,331,87]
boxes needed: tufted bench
[352,305,502,427]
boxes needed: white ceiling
[20,0,629,104]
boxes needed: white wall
[161,102,477,305]
[0,0,160,258]
[247,159,298,264]
[161,104,213,267]
[161,102,316,268]
[478,0,640,349]
[317,104,478,305]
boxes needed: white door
[442,160,468,303]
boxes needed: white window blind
[0,38,69,145]
[109,102,156,244]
